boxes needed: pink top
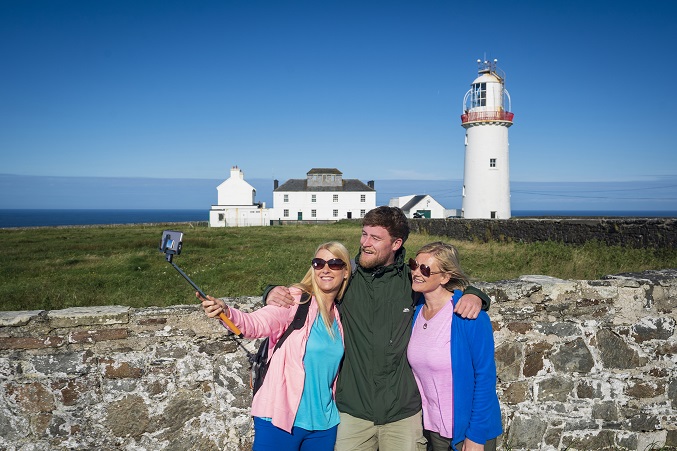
[407,300,454,439]
[222,288,344,433]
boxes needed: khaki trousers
[334,411,427,451]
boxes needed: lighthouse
[460,59,514,219]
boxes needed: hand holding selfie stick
[160,230,244,338]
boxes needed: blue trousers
[253,417,338,451]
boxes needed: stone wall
[407,218,677,248]
[1,270,676,450]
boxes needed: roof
[400,195,428,212]
[307,168,342,175]
[275,179,374,192]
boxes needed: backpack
[249,293,311,395]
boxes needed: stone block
[669,378,677,409]
[105,394,149,438]
[29,351,90,377]
[0,336,65,350]
[69,327,129,344]
[577,379,604,399]
[535,321,581,337]
[624,378,665,398]
[102,359,144,379]
[48,306,130,328]
[550,337,594,373]
[501,381,529,404]
[592,401,619,421]
[625,411,660,432]
[495,341,522,382]
[537,376,574,402]
[505,414,548,450]
[666,429,677,446]
[0,310,45,327]
[523,341,551,377]
[632,316,676,342]
[596,328,642,369]
[561,429,617,450]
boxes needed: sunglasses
[408,258,444,277]
[311,258,347,270]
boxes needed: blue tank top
[293,315,343,430]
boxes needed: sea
[0,209,675,228]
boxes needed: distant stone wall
[407,218,677,248]
[1,270,676,450]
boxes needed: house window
[333,194,339,202]
[490,158,496,168]
[283,209,289,217]
[333,210,338,217]
[284,194,289,202]
[360,210,365,218]
[311,194,316,203]
[311,209,316,218]
[491,211,497,219]
[218,213,224,221]
[360,194,366,202]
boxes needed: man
[265,206,490,451]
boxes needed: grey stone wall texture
[1,269,676,450]
[407,218,677,249]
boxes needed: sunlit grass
[1,222,675,311]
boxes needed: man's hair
[363,206,410,243]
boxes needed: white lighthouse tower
[460,59,514,219]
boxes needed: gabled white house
[389,194,455,219]
[271,168,376,222]
[209,166,271,227]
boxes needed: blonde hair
[416,241,469,291]
[293,241,351,336]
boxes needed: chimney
[274,179,279,189]
[368,180,374,189]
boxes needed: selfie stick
[164,252,244,338]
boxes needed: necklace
[421,297,453,330]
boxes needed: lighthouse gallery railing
[461,111,514,124]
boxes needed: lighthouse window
[490,158,496,168]
[472,82,487,107]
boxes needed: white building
[209,166,271,227]
[389,194,452,218]
[460,58,514,219]
[271,168,375,222]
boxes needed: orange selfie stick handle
[217,311,244,338]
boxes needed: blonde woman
[199,241,351,451]
[407,241,502,451]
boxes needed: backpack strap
[272,292,311,353]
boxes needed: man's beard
[358,248,389,270]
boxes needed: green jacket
[335,247,490,425]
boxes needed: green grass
[1,222,675,312]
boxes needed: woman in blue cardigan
[407,241,502,451]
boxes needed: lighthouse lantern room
[460,59,514,219]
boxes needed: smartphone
[159,230,183,256]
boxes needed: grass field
[1,221,675,312]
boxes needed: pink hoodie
[223,288,344,433]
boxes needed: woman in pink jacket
[199,241,351,451]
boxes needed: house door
[298,211,303,220]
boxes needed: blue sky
[1,0,676,211]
